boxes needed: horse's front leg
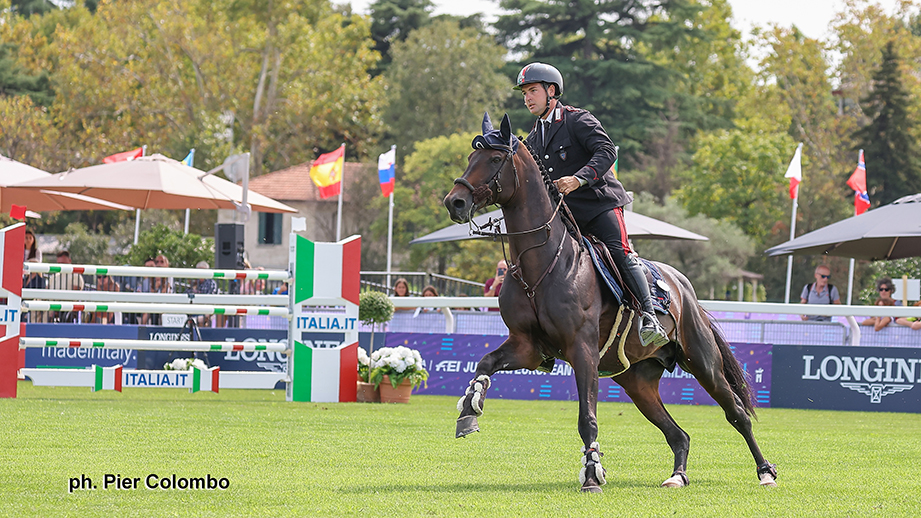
[456,334,541,438]
[568,341,605,493]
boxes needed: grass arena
[3,223,921,516]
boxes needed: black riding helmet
[514,63,563,118]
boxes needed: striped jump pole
[22,263,289,281]
[20,337,288,353]
[287,234,361,403]
[22,301,291,317]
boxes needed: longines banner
[772,344,921,412]
[387,333,773,407]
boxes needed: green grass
[2,381,920,517]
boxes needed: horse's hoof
[759,473,778,487]
[581,485,603,494]
[661,474,686,488]
[455,415,480,438]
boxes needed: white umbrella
[1,156,135,212]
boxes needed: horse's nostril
[452,198,466,211]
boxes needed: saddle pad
[582,237,670,315]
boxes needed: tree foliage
[368,0,433,74]
[119,224,213,269]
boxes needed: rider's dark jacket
[524,103,631,225]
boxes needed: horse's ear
[500,114,512,142]
[482,112,494,134]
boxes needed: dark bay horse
[443,113,777,493]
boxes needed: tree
[384,19,510,158]
[368,0,433,74]
[10,0,55,16]
[851,40,921,206]
[119,224,213,269]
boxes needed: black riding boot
[618,253,669,348]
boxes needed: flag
[847,149,871,215]
[190,365,219,393]
[10,205,26,221]
[103,147,143,164]
[309,145,344,199]
[182,149,195,167]
[378,146,396,197]
[93,365,123,392]
[294,235,360,306]
[292,341,358,402]
[784,143,803,200]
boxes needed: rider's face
[521,83,549,116]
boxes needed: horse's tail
[708,315,757,419]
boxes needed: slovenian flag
[191,365,219,393]
[847,149,871,216]
[294,235,360,306]
[93,365,123,392]
[292,341,358,402]
[103,147,143,164]
[378,146,396,197]
[784,143,803,200]
[309,144,345,199]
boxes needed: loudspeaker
[215,223,245,269]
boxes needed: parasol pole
[133,145,148,245]
[335,143,345,242]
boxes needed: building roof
[248,162,369,202]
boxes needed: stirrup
[639,312,668,348]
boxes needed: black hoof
[581,485,603,494]
[455,415,480,438]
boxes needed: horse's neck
[501,168,572,268]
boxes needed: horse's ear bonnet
[472,112,519,154]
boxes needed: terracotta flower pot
[356,381,380,403]
[379,375,413,404]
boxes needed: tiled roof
[248,162,369,202]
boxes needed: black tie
[541,120,550,148]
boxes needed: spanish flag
[309,144,345,199]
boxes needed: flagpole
[184,149,195,235]
[783,143,803,304]
[845,148,863,305]
[134,145,148,245]
[335,144,345,242]
[386,145,396,291]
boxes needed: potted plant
[356,291,394,402]
[368,346,429,403]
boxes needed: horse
[443,113,777,493]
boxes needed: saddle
[582,235,670,315]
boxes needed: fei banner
[385,333,772,407]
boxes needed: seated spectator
[138,257,159,326]
[153,254,174,294]
[242,267,266,294]
[195,261,217,327]
[46,251,85,323]
[860,277,901,331]
[393,278,410,297]
[24,228,41,263]
[23,258,45,289]
[422,285,439,297]
[895,301,921,331]
[272,282,288,295]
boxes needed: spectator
[393,278,410,297]
[860,277,901,331]
[895,301,921,331]
[800,265,840,321]
[422,285,439,297]
[272,282,288,295]
[46,251,85,323]
[139,257,158,326]
[23,258,45,289]
[153,254,173,293]
[195,261,217,327]
[24,229,41,263]
[483,260,506,311]
[90,274,120,324]
[242,267,266,294]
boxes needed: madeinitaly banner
[287,234,360,402]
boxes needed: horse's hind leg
[455,334,542,438]
[616,360,691,488]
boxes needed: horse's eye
[491,156,501,163]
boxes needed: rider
[514,62,668,348]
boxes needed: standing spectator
[195,261,217,327]
[138,257,158,326]
[860,277,901,331]
[422,285,439,297]
[46,251,85,323]
[153,254,174,293]
[90,274,120,324]
[24,229,41,263]
[393,278,410,297]
[800,265,841,321]
[483,260,506,311]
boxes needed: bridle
[452,141,574,313]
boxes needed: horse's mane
[517,136,582,241]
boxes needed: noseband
[453,147,518,209]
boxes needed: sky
[347,0,904,41]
